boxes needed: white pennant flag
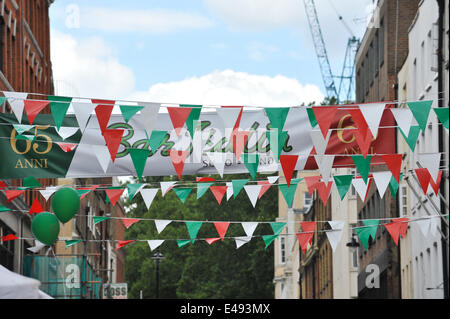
[429,215,439,238]
[326,221,345,252]
[27,240,46,253]
[372,171,392,198]
[140,188,159,209]
[359,103,386,138]
[226,182,233,201]
[241,222,258,237]
[160,181,177,196]
[154,219,172,234]
[235,236,252,249]
[3,91,27,123]
[314,155,335,183]
[267,176,279,184]
[310,129,331,155]
[138,102,160,133]
[418,153,441,182]
[147,240,164,251]
[72,101,95,132]
[416,217,431,238]
[92,145,111,173]
[39,186,61,202]
[244,185,262,208]
[56,127,79,140]
[205,152,227,177]
[391,108,414,137]
[217,107,241,137]
[296,154,310,171]
[352,178,371,202]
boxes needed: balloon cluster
[31,187,80,246]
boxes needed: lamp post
[150,248,164,299]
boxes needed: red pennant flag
[393,217,409,238]
[316,180,333,206]
[382,154,403,182]
[4,190,25,202]
[29,198,44,214]
[348,108,370,140]
[384,222,401,245]
[167,107,192,136]
[214,221,230,240]
[105,188,125,207]
[257,181,271,199]
[429,170,442,196]
[24,100,49,125]
[196,177,216,182]
[115,240,135,251]
[304,176,322,196]
[56,142,77,152]
[232,130,250,160]
[103,129,124,163]
[169,150,189,179]
[95,104,114,133]
[122,218,140,229]
[353,127,373,158]
[0,180,7,189]
[312,106,338,138]
[1,234,18,242]
[209,186,228,205]
[414,168,432,195]
[279,155,298,186]
[205,238,220,245]
[222,106,244,131]
[297,221,316,254]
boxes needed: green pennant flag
[147,130,167,154]
[197,182,213,199]
[232,179,249,199]
[0,204,11,212]
[352,155,372,183]
[388,172,403,199]
[17,186,32,190]
[65,239,82,248]
[306,108,318,128]
[12,124,33,135]
[279,183,299,208]
[242,153,259,180]
[173,188,192,204]
[128,148,150,179]
[265,107,290,131]
[399,126,421,152]
[76,189,91,198]
[120,105,144,123]
[185,221,202,242]
[266,130,288,161]
[0,96,7,106]
[177,239,191,248]
[127,183,145,201]
[407,100,433,132]
[355,219,379,251]
[180,104,202,138]
[49,96,72,130]
[270,222,286,236]
[262,234,278,250]
[434,108,449,130]
[93,216,110,225]
[15,134,36,142]
[333,175,354,200]
[22,176,42,188]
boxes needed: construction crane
[302,0,360,103]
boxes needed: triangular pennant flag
[399,126,421,152]
[115,240,135,251]
[2,234,18,242]
[270,222,286,236]
[160,181,176,196]
[122,218,140,229]
[355,220,379,250]
[242,153,259,180]
[93,216,110,225]
[407,100,433,132]
[352,155,372,183]
[214,222,230,241]
[177,240,191,248]
[39,186,60,202]
[297,221,316,253]
[65,239,82,249]
[24,100,49,125]
[127,183,146,201]
[266,129,288,161]
[3,91,27,123]
[22,176,42,188]
[92,145,111,173]
[244,185,262,208]
[147,240,164,251]
[326,221,345,252]
[280,155,298,186]
[391,108,414,137]
[138,102,160,134]
[312,106,338,138]
[12,124,33,135]
[147,130,167,155]
[414,168,432,195]
[185,221,202,242]
[226,182,233,200]
[348,108,370,140]
[393,217,409,238]
[428,171,443,196]
[359,103,386,138]
[76,189,91,200]
[119,105,144,123]
[352,177,372,202]
[28,240,46,253]
[29,198,44,214]
[56,126,79,140]
[129,148,150,179]
[205,238,220,245]
[167,107,192,136]
[268,176,279,184]
[316,180,333,206]
[235,236,252,249]
[310,129,331,155]
[154,220,172,234]
[232,179,249,199]
[384,222,403,246]
[72,101,95,132]
[416,217,431,238]
[265,107,290,131]
[56,142,77,152]
[353,126,373,158]
[0,180,6,189]
[434,108,449,130]
[103,129,124,163]
[0,204,11,212]
[241,222,258,237]
[382,154,402,183]
[388,173,403,199]
[205,152,227,177]
[333,175,354,200]
[169,150,189,180]
[4,190,25,202]
[279,182,299,208]
[306,107,318,128]
[372,171,392,198]
[173,188,192,204]
[231,130,250,160]
[48,96,72,130]
[209,186,228,205]
[418,153,441,182]
[95,104,114,133]
[196,182,213,199]
[217,107,242,137]
[105,188,125,206]
[314,155,334,184]
[180,104,202,138]
[257,180,271,199]
[262,234,278,249]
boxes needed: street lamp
[150,248,165,299]
[346,234,360,250]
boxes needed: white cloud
[248,42,279,62]
[129,69,324,107]
[51,29,135,100]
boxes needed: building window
[304,192,312,208]
[280,236,286,264]
[400,185,408,216]
[0,220,15,271]
[374,30,379,74]
[369,41,374,85]
[379,19,384,65]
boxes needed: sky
[49,0,375,107]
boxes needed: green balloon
[51,187,80,223]
[31,212,60,246]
